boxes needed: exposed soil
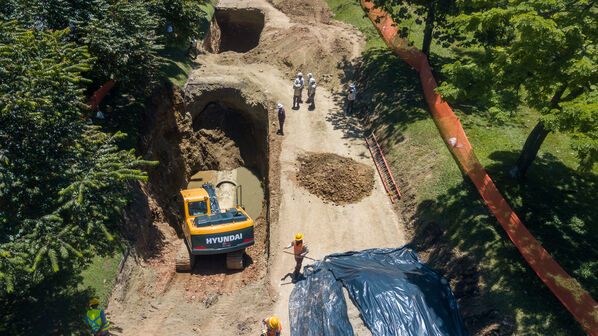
[296,152,374,205]
[205,8,265,53]
[103,0,438,334]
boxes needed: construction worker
[86,298,111,336]
[276,103,285,135]
[346,82,356,114]
[284,233,309,279]
[296,72,305,102]
[188,38,198,57]
[307,77,317,109]
[261,316,282,336]
[292,78,302,109]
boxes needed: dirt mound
[296,153,374,204]
[268,0,332,22]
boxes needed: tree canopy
[82,0,162,95]
[370,0,457,56]
[0,22,155,294]
[437,0,598,177]
[1,0,209,95]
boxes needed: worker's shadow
[110,326,124,333]
[280,272,305,284]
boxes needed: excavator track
[175,241,196,272]
[226,250,244,270]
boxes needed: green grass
[326,0,597,335]
[79,252,123,309]
[158,2,216,87]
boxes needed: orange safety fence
[87,80,116,111]
[360,1,598,334]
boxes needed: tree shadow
[0,271,96,335]
[328,48,429,144]
[158,45,194,86]
[485,151,598,296]
[354,48,428,142]
[409,150,597,335]
[190,253,254,276]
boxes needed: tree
[370,0,457,56]
[146,0,209,44]
[82,0,163,95]
[0,22,155,294]
[0,0,102,31]
[438,0,598,178]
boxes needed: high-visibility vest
[264,317,282,336]
[86,308,111,333]
[294,241,307,257]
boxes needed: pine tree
[82,0,163,95]
[0,22,156,294]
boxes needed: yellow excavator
[176,183,254,271]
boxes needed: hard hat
[269,317,280,329]
[310,78,316,83]
[307,73,313,78]
[89,298,99,306]
[297,72,303,77]
[350,83,355,88]
[295,233,303,241]
[277,103,283,109]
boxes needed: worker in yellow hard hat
[261,316,282,336]
[284,233,309,279]
[86,298,111,336]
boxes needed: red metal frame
[366,135,395,203]
[372,133,402,198]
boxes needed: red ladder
[365,133,401,203]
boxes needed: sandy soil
[106,0,407,334]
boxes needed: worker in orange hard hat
[284,233,309,279]
[261,316,282,336]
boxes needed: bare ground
[106,0,408,335]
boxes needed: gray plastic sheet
[289,262,354,336]
[289,246,466,336]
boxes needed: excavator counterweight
[176,183,254,272]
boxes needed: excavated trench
[203,8,265,53]
[136,86,271,275]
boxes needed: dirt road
[106,0,407,334]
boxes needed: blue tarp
[289,246,466,336]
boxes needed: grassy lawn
[326,0,597,335]
[79,252,124,309]
[158,2,215,87]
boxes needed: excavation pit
[139,85,271,280]
[204,8,265,53]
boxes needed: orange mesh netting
[87,80,116,111]
[360,1,598,334]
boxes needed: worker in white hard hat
[296,72,305,102]
[292,78,302,109]
[346,82,357,114]
[276,103,285,135]
[307,77,317,109]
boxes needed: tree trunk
[510,83,567,180]
[422,6,434,56]
[510,121,550,180]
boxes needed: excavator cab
[176,183,254,271]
